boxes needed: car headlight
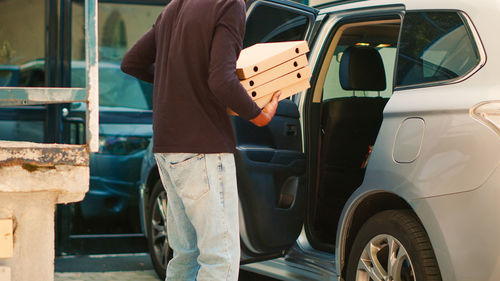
[98,135,151,155]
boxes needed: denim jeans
[154,153,240,281]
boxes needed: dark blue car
[69,61,153,233]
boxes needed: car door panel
[235,0,317,256]
[233,99,306,254]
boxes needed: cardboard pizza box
[240,55,309,91]
[253,79,311,108]
[227,78,310,115]
[236,41,309,79]
[246,66,312,101]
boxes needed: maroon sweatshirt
[121,0,261,153]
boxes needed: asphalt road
[55,253,278,281]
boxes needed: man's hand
[250,91,281,127]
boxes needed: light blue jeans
[154,153,240,281]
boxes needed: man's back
[121,0,261,153]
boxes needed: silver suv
[138,0,500,280]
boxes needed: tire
[346,210,441,281]
[147,180,173,280]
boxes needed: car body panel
[410,164,500,281]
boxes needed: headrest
[339,46,386,91]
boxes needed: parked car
[138,0,500,280]
[69,60,153,233]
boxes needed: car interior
[308,19,402,247]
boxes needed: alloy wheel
[356,234,415,281]
[150,190,170,271]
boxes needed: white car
[138,0,500,280]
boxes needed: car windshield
[71,62,152,110]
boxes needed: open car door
[234,0,317,257]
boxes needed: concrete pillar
[0,141,89,281]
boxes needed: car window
[0,120,44,142]
[323,45,397,100]
[244,3,310,48]
[71,64,152,110]
[321,21,400,101]
[396,11,481,87]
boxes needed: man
[121,0,280,280]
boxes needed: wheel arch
[140,165,160,237]
[336,191,416,279]
[146,165,160,194]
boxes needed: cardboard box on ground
[229,41,311,115]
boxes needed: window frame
[245,0,318,44]
[0,0,99,151]
[394,9,486,91]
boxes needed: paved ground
[55,271,160,281]
[54,253,277,281]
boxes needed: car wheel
[147,180,172,280]
[346,210,441,281]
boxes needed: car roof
[316,0,498,15]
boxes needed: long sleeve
[121,27,156,83]
[207,0,261,121]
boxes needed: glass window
[71,2,162,109]
[0,0,46,142]
[322,22,400,101]
[323,45,397,100]
[396,11,481,87]
[69,1,162,237]
[0,68,18,86]
[0,120,44,142]
[244,4,310,48]
[0,0,46,87]
[71,62,153,110]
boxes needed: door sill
[241,247,338,281]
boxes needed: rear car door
[235,0,317,257]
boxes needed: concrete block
[0,141,90,281]
[0,219,13,259]
[0,266,10,281]
[0,142,90,204]
[237,41,309,79]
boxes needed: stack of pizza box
[236,40,311,109]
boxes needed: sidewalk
[55,271,159,281]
